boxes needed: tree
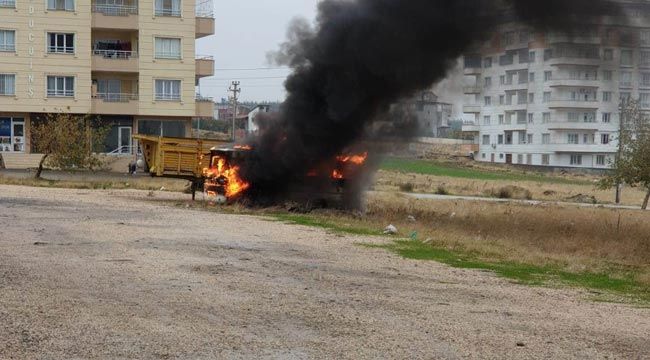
[31,113,109,179]
[600,99,650,210]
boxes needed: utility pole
[616,99,627,204]
[229,81,241,142]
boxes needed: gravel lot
[1,185,648,359]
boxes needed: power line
[202,76,288,81]
[214,66,290,71]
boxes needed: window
[528,113,534,123]
[503,31,515,46]
[603,49,614,61]
[542,154,550,165]
[155,0,181,16]
[517,154,523,164]
[568,112,580,122]
[526,154,532,165]
[602,112,611,123]
[47,76,74,97]
[528,93,534,104]
[484,96,491,106]
[596,155,606,166]
[0,30,15,52]
[0,0,16,8]
[584,134,594,144]
[527,134,533,144]
[543,112,551,123]
[642,73,650,87]
[484,77,492,88]
[543,92,551,103]
[499,95,505,105]
[620,92,631,102]
[601,133,610,144]
[47,0,74,11]
[47,33,74,54]
[621,49,633,66]
[155,37,181,59]
[640,51,650,67]
[155,79,181,101]
[529,72,535,82]
[544,71,552,81]
[498,134,504,144]
[481,153,486,159]
[518,132,526,144]
[568,133,579,144]
[570,155,582,165]
[482,135,490,145]
[483,115,491,125]
[529,51,536,63]
[620,71,632,87]
[483,57,492,68]
[498,114,504,124]
[602,91,612,102]
[0,74,15,95]
[603,70,612,81]
[500,75,506,85]
[544,48,553,61]
[641,93,650,108]
[641,30,650,46]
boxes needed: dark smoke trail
[241,0,622,201]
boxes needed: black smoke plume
[241,0,622,202]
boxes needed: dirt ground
[1,185,648,359]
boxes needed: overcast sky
[196,0,320,103]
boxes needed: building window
[596,155,606,166]
[529,51,536,63]
[484,96,491,106]
[602,112,611,123]
[543,112,551,123]
[568,112,579,122]
[500,153,504,159]
[542,133,550,144]
[642,73,650,87]
[155,79,181,101]
[518,132,526,144]
[483,115,491,125]
[640,51,650,68]
[529,72,535,82]
[503,31,515,46]
[0,30,15,52]
[544,71,552,81]
[528,93,534,104]
[620,92,631,102]
[603,49,614,61]
[601,133,610,144]
[517,154,523,164]
[603,70,612,81]
[47,0,74,11]
[0,74,15,95]
[154,0,181,16]
[154,37,181,59]
[47,33,74,54]
[0,0,16,8]
[526,154,532,164]
[47,76,74,97]
[620,71,633,87]
[527,134,533,144]
[641,30,650,46]
[542,154,550,165]
[482,135,490,145]
[498,114,504,124]
[499,95,505,105]
[621,49,633,66]
[570,155,583,165]
[528,113,534,123]
[483,57,492,68]
[482,153,486,159]
[543,92,551,103]
[602,91,611,102]
[499,75,506,85]
[484,76,492,88]
[568,133,579,144]
[498,134,504,144]
[641,93,650,108]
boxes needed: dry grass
[375,170,648,207]
[0,174,189,192]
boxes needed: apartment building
[461,2,650,169]
[0,0,215,156]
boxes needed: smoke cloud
[241,0,622,202]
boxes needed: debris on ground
[383,224,398,235]
[407,215,416,222]
[566,194,597,204]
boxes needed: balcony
[546,33,601,45]
[547,99,599,110]
[462,86,481,94]
[195,96,214,117]
[92,50,139,73]
[463,66,482,76]
[91,93,139,115]
[195,55,214,79]
[461,121,480,132]
[547,78,600,88]
[196,0,215,39]
[546,121,601,131]
[551,143,612,153]
[91,3,138,30]
[547,56,602,67]
[462,104,481,113]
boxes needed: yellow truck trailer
[133,135,228,198]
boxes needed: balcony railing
[47,89,74,97]
[0,44,15,52]
[196,0,214,18]
[93,49,138,59]
[196,95,213,102]
[156,93,181,101]
[92,3,138,15]
[196,54,214,60]
[94,93,139,102]
[0,0,15,8]
[155,51,181,60]
[47,46,74,54]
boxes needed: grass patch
[365,239,650,303]
[271,213,379,236]
[380,158,589,185]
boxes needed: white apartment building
[461,3,650,169]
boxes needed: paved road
[0,185,648,359]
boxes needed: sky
[196,0,320,103]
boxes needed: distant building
[247,104,280,134]
[398,91,453,137]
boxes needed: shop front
[0,117,26,153]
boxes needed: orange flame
[336,152,368,165]
[203,156,250,198]
[332,169,344,179]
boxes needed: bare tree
[31,113,109,179]
[600,100,650,210]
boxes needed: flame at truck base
[203,156,250,199]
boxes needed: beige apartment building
[0,0,215,158]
